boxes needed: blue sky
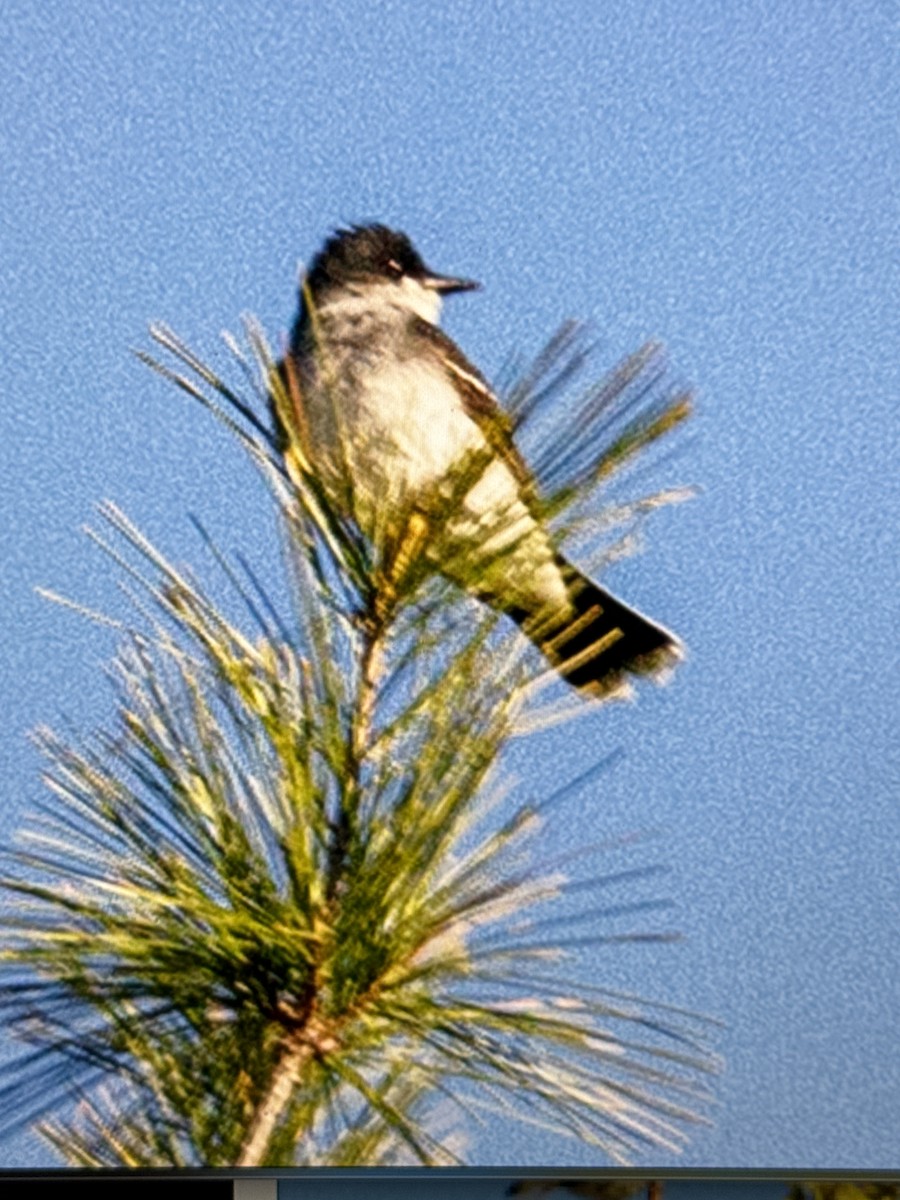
[1,0,898,1174]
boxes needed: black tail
[512,562,683,701]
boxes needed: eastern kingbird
[273,224,682,700]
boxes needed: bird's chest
[312,357,484,506]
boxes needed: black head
[304,224,479,297]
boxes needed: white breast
[321,358,486,518]
[304,295,571,619]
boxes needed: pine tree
[0,317,718,1166]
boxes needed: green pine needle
[0,318,717,1166]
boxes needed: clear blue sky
[1,0,898,1174]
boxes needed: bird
[271,223,682,701]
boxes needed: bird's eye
[386,259,403,279]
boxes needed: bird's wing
[409,317,540,510]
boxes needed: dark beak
[422,269,481,295]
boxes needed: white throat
[319,277,444,326]
[397,275,443,323]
